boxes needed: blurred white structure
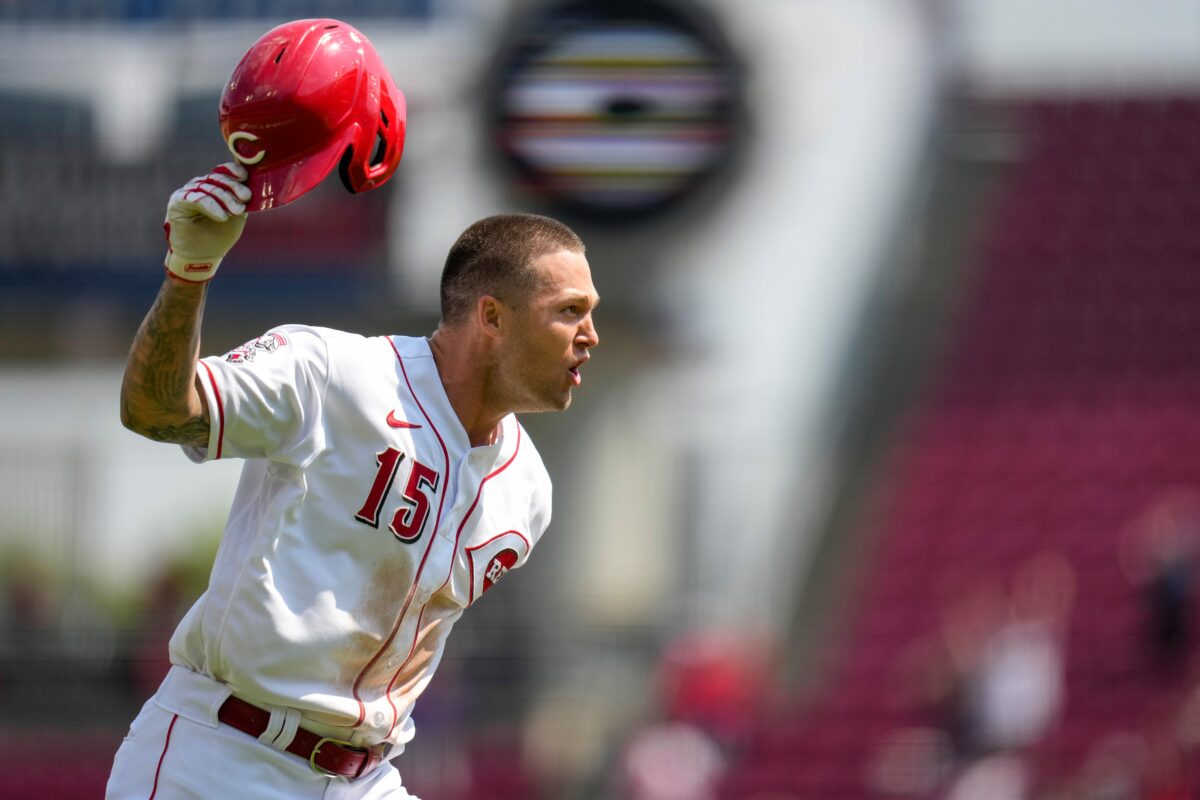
[0,366,242,586]
[577,0,936,633]
[954,0,1200,94]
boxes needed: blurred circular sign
[488,0,743,221]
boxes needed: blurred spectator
[397,656,472,799]
[1068,732,1147,800]
[656,627,774,750]
[1140,723,1193,800]
[615,628,774,800]
[1172,680,1200,756]
[463,728,541,800]
[126,562,192,700]
[0,551,58,631]
[887,552,1075,797]
[867,725,953,797]
[963,549,1074,757]
[895,571,1010,764]
[944,752,1030,800]
[1121,487,1200,677]
[620,719,726,800]
[0,552,61,711]
[1123,685,1200,800]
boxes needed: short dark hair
[440,213,585,325]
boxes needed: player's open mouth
[567,357,587,386]
[567,350,591,387]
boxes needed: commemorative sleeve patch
[225,331,288,364]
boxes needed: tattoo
[140,417,211,448]
[121,278,211,448]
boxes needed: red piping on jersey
[148,713,179,800]
[444,424,522,596]
[465,530,532,604]
[382,426,523,738]
[349,342,452,729]
[382,603,428,736]
[199,361,224,459]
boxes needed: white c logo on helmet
[226,131,266,166]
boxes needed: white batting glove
[163,162,252,282]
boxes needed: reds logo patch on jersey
[484,548,519,591]
[464,532,531,605]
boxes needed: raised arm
[120,163,251,447]
[120,278,211,446]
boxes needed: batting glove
[163,162,252,282]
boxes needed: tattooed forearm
[140,417,211,447]
[120,277,211,447]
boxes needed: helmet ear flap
[337,145,357,194]
[337,124,393,194]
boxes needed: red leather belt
[217,695,385,779]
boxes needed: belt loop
[255,704,284,748]
[257,704,302,752]
[277,707,302,750]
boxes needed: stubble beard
[514,382,572,414]
[496,362,571,415]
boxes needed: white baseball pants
[106,666,418,799]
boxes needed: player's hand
[163,162,252,283]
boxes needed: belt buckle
[309,736,358,777]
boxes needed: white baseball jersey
[173,326,552,750]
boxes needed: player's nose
[578,315,599,349]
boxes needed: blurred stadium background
[4,0,1200,797]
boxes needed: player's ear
[476,295,506,339]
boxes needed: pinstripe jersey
[174,327,551,750]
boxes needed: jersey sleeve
[183,324,331,466]
[528,463,554,547]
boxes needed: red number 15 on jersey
[354,447,440,543]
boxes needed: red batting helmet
[219,18,406,212]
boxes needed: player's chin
[543,388,572,411]
[520,387,572,414]
[551,377,576,409]
[548,386,574,411]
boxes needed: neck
[428,328,506,447]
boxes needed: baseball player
[105,20,599,800]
